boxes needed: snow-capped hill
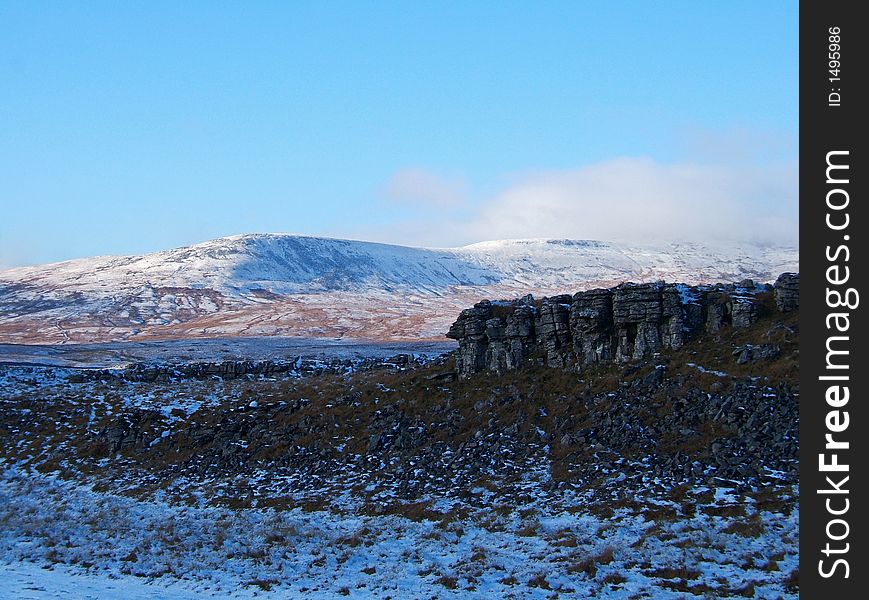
[453,237,796,290]
[0,234,798,344]
[2,234,503,298]
[204,234,500,292]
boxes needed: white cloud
[384,167,468,207]
[357,156,797,248]
[467,157,797,245]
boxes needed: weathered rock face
[448,276,797,377]
[774,273,799,313]
[570,288,615,366]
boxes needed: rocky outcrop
[68,354,432,383]
[732,344,781,365]
[774,272,799,312]
[89,368,797,487]
[448,277,796,377]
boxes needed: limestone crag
[773,272,800,312]
[448,275,799,377]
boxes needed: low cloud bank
[359,156,797,248]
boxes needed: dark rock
[536,299,573,367]
[731,297,758,329]
[774,273,800,312]
[447,275,795,377]
[570,288,614,367]
[733,344,781,365]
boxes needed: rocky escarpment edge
[447,273,799,377]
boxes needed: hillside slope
[0,234,798,343]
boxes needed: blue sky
[0,1,797,267]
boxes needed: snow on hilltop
[1,234,797,296]
[1,234,495,296]
[0,234,798,344]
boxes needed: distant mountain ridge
[0,234,798,344]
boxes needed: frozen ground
[1,466,798,599]
[1,560,210,600]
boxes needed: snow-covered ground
[1,466,798,599]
